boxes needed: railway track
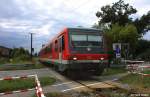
[58,73,120,97]
[74,80,116,97]
[43,68,142,96]
[71,79,145,97]
[42,67,125,97]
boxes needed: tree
[133,11,150,35]
[135,39,150,56]
[96,0,137,27]
[96,0,150,35]
[95,0,150,58]
[10,47,30,61]
[105,23,139,56]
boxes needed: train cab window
[55,40,58,52]
[47,44,52,53]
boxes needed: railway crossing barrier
[126,61,150,77]
[0,74,46,97]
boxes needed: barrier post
[35,74,46,97]
[0,74,46,97]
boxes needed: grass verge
[119,74,150,89]
[0,76,56,93]
[32,92,100,97]
[102,67,127,76]
[33,92,70,97]
[32,91,129,97]
[0,63,46,71]
[0,57,46,70]
[142,70,150,74]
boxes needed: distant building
[0,46,11,57]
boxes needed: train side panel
[39,28,109,75]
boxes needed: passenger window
[44,48,47,54]
[45,47,49,53]
[49,44,52,53]
[55,40,58,52]
[58,38,61,52]
[62,36,65,50]
[47,44,52,53]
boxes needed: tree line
[0,47,31,64]
[94,0,150,60]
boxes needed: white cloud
[30,22,54,36]
[0,0,150,52]
[126,0,150,16]
[143,32,150,40]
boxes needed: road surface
[0,68,128,97]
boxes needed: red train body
[39,27,109,75]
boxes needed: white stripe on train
[40,58,108,64]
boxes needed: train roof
[40,27,102,51]
[67,27,102,32]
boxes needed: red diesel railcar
[39,27,109,75]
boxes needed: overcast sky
[0,0,149,52]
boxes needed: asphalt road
[0,68,129,97]
[0,68,55,78]
[0,68,65,97]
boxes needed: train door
[59,35,65,63]
[58,37,63,64]
[58,35,65,71]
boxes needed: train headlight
[73,57,77,60]
[100,57,104,60]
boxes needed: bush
[13,54,30,61]
[0,57,9,64]
[10,47,30,62]
[136,49,150,61]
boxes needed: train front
[67,28,109,75]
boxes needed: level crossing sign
[113,43,121,58]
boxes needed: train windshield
[71,34,102,47]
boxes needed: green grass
[0,57,9,64]
[119,74,150,89]
[0,57,46,71]
[142,70,150,74]
[102,67,127,76]
[0,76,56,93]
[32,92,98,97]
[33,91,128,97]
[39,77,56,87]
[0,63,46,71]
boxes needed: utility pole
[30,33,34,61]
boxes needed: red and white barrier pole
[35,74,45,97]
[0,75,35,81]
[0,74,46,97]
[139,66,150,68]
[127,64,150,77]
[0,88,35,95]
